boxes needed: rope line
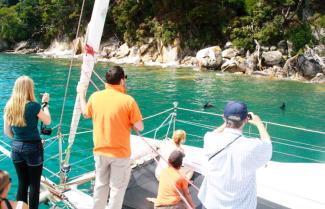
[143,108,174,121]
[246,132,325,151]
[177,106,325,135]
[92,69,106,84]
[273,151,325,163]
[58,0,87,128]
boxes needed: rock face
[262,51,282,65]
[116,43,130,58]
[196,46,222,69]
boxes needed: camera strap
[208,134,242,161]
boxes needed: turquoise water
[1,54,325,207]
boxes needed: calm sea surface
[1,54,325,207]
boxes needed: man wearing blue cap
[198,101,272,209]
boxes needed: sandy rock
[262,51,283,65]
[222,48,239,59]
[224,41,233,49]
[310,73,325,83]
[116,43,130,58]
[181,56,198,67]
[14,41,29,52]
[196,46,222,69]
[221,56,246,73]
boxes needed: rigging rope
[58,0,87,129]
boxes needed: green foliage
[0,0,322,52]
[287,23,314,53]
[0,6,26,42]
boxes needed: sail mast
[60,0,111,184]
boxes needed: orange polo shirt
[155,167,188,206]
[85,84,142,158]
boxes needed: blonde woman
[3,76,51,209]
[155,130,193,180]
[0,170,29,209]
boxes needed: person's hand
[42,93,50,103]
[77,82,87,95]
[247,112,263,127]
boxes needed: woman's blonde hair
[4,76,36,127]
[0,170,10,194]
[172,129,186,146]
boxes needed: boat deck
[123,159,290,209]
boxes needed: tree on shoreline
[0,0,323,52]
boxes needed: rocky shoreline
[2,37,325,83]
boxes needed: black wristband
[42,102,48,108]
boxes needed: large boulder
[116,43,130,58]
[221,56,246,73]
[14,41,29,52]
[196,46,222,69]
[222,48,239,59]
[0,39,8,52]
[262,51,283,65]
[297,55,323,79]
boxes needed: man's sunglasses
[124,75,128,79]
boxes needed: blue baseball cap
[224,101,248,121]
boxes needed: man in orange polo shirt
[155,150,195,209]
[77,65,144,209]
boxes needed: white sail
[62,0,111,182]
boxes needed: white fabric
[155,140,183,179]
[198,128,272,209]
[16,201,24,209]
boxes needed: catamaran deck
[62,135,325,209]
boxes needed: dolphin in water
[203,102,214,109]
[280,102,286,110]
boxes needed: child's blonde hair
[172,129,186,146]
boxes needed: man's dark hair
[105,66,125,84]
[168,150,185,169]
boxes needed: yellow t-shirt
[155,167,188,206]
[85,84,142,158]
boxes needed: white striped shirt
[198,128,272,209]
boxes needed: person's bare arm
[38,93,51,125]
[4,118,13,138]
[77,82,90,119]
[133,120,144,131]
[184,189,195,209]
[248,112,271,142]
[182,186,195,209]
